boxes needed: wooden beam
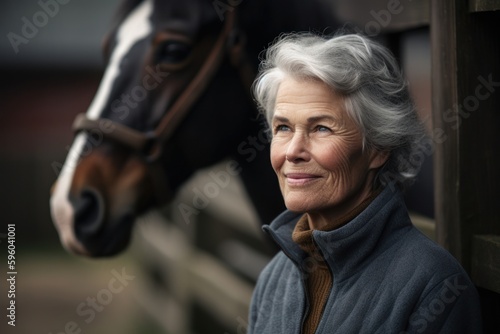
[472,235,500,294]
[431,3,500,330]
[431,0,462,262]
[469,0,500,12]
[431,0,500,271]
[334,0,430,33]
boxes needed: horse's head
[50,0,261,256]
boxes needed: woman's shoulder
[387,226,472,287]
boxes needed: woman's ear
[368,150,390,170]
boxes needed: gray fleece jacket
[248,186,482,334]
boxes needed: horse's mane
[238,0,338,67]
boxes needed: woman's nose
[285,132,310,163]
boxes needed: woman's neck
[306,187,381,231]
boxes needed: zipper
[299,274,311,334]
[311,234,335,333]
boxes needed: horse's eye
[157,41,192,64]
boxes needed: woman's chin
[283,199,312,213]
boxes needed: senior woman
[248,33,482,334]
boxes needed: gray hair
[252,32,426,188]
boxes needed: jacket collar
[263,185,413,282]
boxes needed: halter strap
[73,10,240,161]
[73,114,152,152]
[71,10,254,204]
[153,10,238,147]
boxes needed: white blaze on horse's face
[50,0,153,255]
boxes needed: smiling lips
[285,173,321,186]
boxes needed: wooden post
[431,0,500,330]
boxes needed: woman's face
[270,77,387,224]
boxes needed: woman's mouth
[285,173,321,186]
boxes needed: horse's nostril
[73,188,106,236]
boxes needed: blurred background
[0,1,434,333]
[0,1,159,333]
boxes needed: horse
[49,0,338,257]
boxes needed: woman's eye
[157,41,192,64]
[274,124,290,133]
[315,125,331,133]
